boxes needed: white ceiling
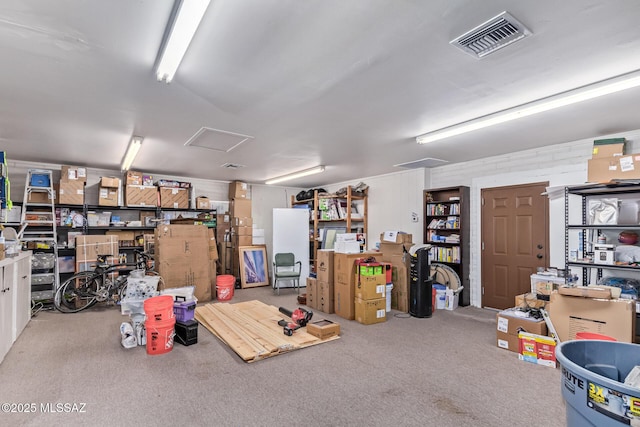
[1,1,640,188]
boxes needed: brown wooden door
[481,182,549,310]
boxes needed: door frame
[480,182,549,309]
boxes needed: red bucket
[144,295,174,323]
[146,318,176,355]
[575,332,617,341]
[216,275,235,301]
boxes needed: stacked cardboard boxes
[98,176,120,207]
[354,261,386,325]
[333,251,380,320]
[124,171,157,207]
[229,181,251,278]
[495,308,548,353]
[58,165,86,205]
[587,138,640,183]
[378,233,413,313]
[316,249,334,313]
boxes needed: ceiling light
[416,69,640,144]
[156,0,210,83]
[121,136,144,171]
[265,166,325,185]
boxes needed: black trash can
[409,248,433,318]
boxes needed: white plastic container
[385,284,393,312]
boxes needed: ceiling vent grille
[221,163,245,169]
[450,11,531,58]
[185,127,254,153]
[394,157,449,169]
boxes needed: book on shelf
[445,234,460,243]
[428,219,445,229]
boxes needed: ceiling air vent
[394,157,449,169]
[221,163,245,169]
[185,127,254,153]
[450,11,531,58]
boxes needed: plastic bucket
[433,284,446,310]
[556,340,640,426]
[216,275,235,301]
[385,284,393,312]
[143,295,174,323]
[146,318,176,355]
[576,332,617,341]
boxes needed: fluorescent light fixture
[265,166,325,185]
[156,0,210,83]
[416,69,640,144]
[121,136,144,171]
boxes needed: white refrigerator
[272,208,309,288]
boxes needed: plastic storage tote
[556,340,640,426]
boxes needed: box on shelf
[593,243,615,265]
[61,165,87,182]
[587,154,640,183]
[28,186,57,203]
[58,180,84,205]
[530,274,565,296]
[159,187,189,209]
[125,170,143,185]
[306,319,340,339]
[229,181,248,199]
[98,186,119,207]
[30,173,50,187]
[592,138,626,159]
[196,197,210,210]
[75,235,118,263]
[380,232,413,244]
[100,176,120,188]
[125,185,158,207]
[557,286,611,299]
[139,211,156,227]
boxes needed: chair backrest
[275,252,296,267]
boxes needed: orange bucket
[144,295,174,323]
[146,318,176,355]
[575,332,617,341]
[216,275,235,301]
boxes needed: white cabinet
[0,251,32,364]
[13,253,32,341]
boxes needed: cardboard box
[379,242,413,257]
[232,235,252,246]
[379,232,413,244]
[231,199,251,218]
[232,217,252,227]
[105,230,136,242]
[593,243,615,265]
[306,319,340,340]
[515,293,548,309]
[98,186,119,206]
[317,249,334,284]
[318,280,334,314]
[355,273,386,300]
[155,224,212,302]
[75,235,119,263]
[196,197,210,210]
[518,332,557,368]
[58,181,84,205]
[140,211,156,227]
[548,292,635,342]
[28,185,57,204]
[496,309,547,353]
[159,187,189,209]
[592,142,625,158]
[354,297,386,325]
[384,254,410,313]
[232,226,252,236]
[125,171,143,185]
[229,181,248,199]
[216,214,231,241]
[100,176,120,188]
[125,185,158,207]
[588,154,640,183]
[207,228,219,262]
[334,240,360,254]
[61,165,87,182]
[557,286,611,299]
[306,277,318,310]
[530,274,565,296]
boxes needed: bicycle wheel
[54,272,101,313]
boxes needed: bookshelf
[424,186,470,306]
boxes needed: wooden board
[195,300,339,362]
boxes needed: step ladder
[20,169,59,301]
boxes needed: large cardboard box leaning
[333,252,379,320]
[496,309,548,353]
[154,224,212,302]
[548,292,636,342]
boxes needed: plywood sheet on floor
[195,300,339,362]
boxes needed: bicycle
[54,250,160,313]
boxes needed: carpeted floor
[0,286,567,426]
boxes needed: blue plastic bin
[556,340,640,426]
[30,173,50,187]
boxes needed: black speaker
[409,247,433,318]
